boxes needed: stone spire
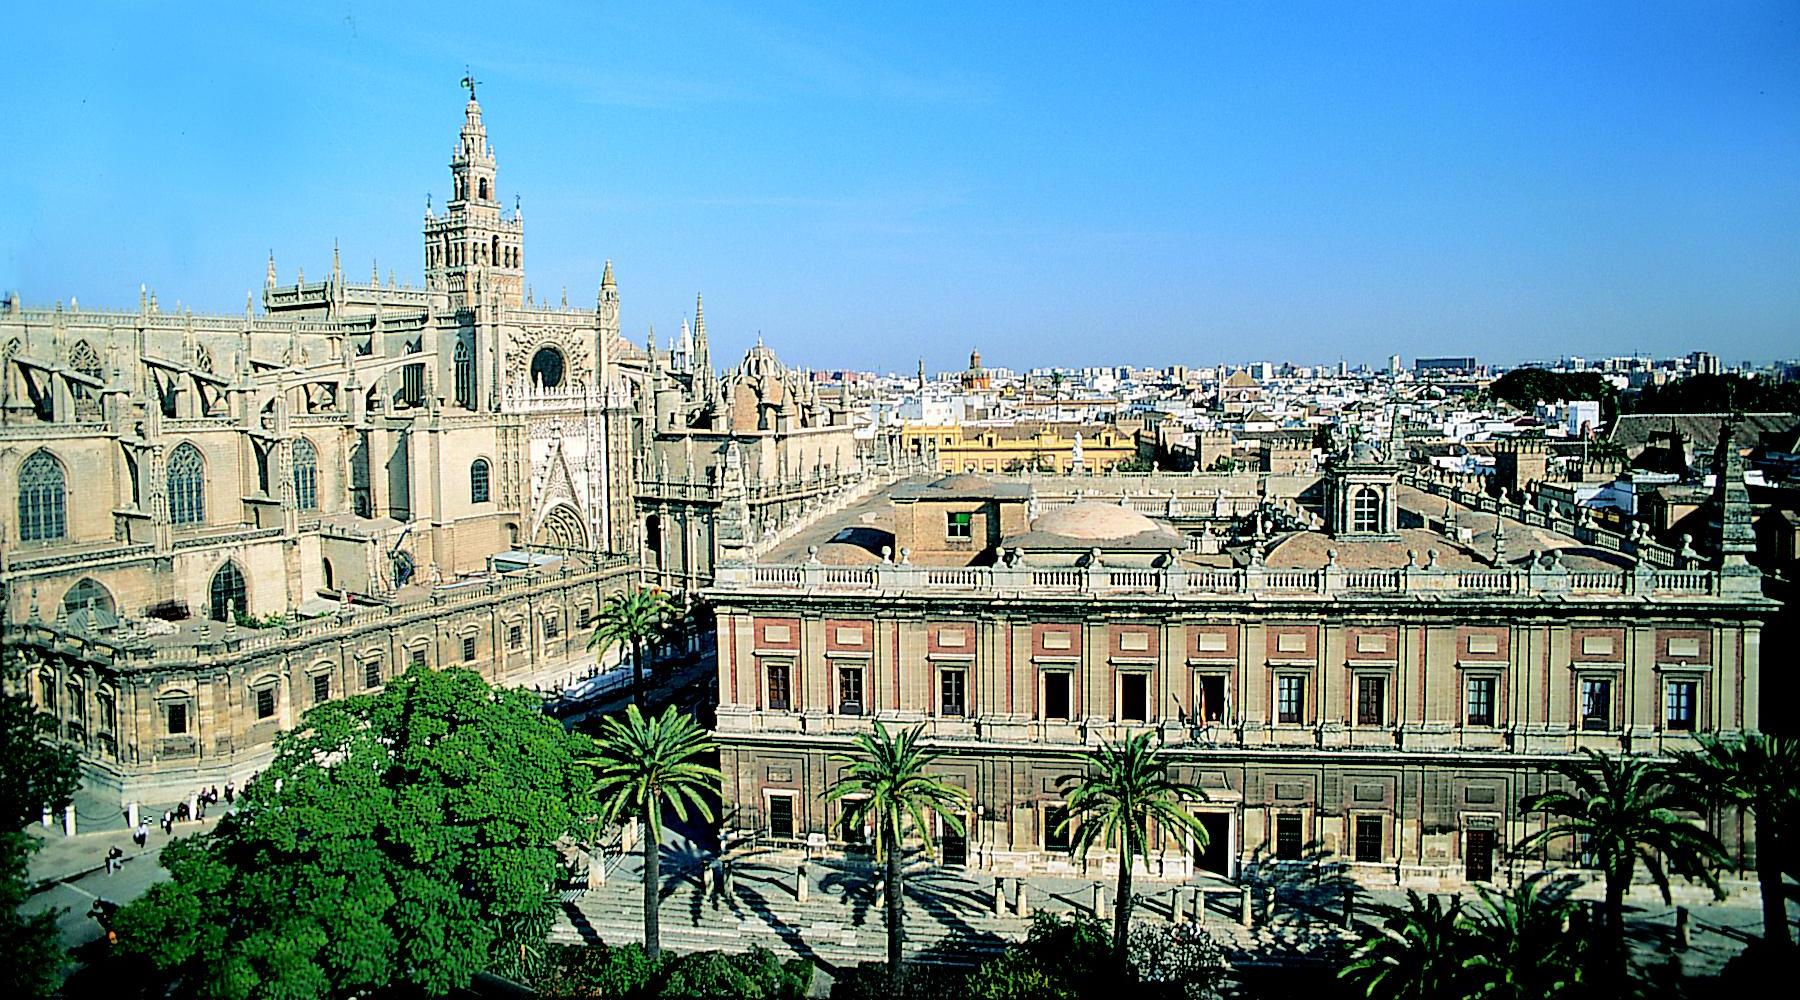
[265,250,277,289]
[692,293,712,390]
[330,240,343,285]
[1711,416,1762,593]
[596,260,619,346]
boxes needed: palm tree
[1517,748,1725,981]
[589,586,673,708]
[1339,891,1470,1000]
[1669,732,1800,952]
[825,721,970,984]
[1057,731,1210,965]
[584,703,719,960]
[1461,875,1589,1000]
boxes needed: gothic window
[401,363,424,406]
[68,340,102,378]
[61,578,115,619]
[454,340,475,409]
[208,561,247,622]
[529,346,564,389]
[167,443,206,525]
[1352,487,1381,533]
[292,437,319,511]
[479,178,489,201]
[18,449,66,541]
[470,459,491,504]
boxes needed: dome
[1031,502,1174,542]
[929,473,995,491]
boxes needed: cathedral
[0,88,872,802]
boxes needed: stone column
[1240,886,1254,926]
[795,862,808,903]
[1015,880,1031,918]
[993,878,1007,917]
[1193,888,1206,924]
[1092,883,1107,919]
[127,802,139,829]
[1172,887,1187,924]
[62,804,76,837]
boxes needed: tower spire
[265,250,277,289]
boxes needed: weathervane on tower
[460,68,480,100]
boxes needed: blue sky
[2,2,1796,370]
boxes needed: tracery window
[167,443,206,525]
[454,340,475,409]
[471,459,491,504]
[209,561,246,622]
[292,437,319,511]
[17,450,66,541]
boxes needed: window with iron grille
[312,674,330,704]
[1044,805,1071,852]
[837,665,864,715]
[543,615,560,640]
[165,703,187,735]
[1276,814,1304,860]
[462,635,477,662]
[255,687,276,720]
[508,624,524,649]
[1354,815,1383,862]
[364,660,382,690]
[409,648,426,670]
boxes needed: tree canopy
[1488,368,1618,412]
[1630,373,1800,415]
[0,650,82,998]
[113,667,593,999]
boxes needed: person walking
[161,809,173,835]
[105,845,123,874]
[133,821,148,849]
[224,781,234,804]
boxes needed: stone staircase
[546,855,1320,971]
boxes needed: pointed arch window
[1352,487,1382,534]
[471,459,491,504]
[168,443,206,526]
[209,561,247,622]
[62,578,115,619]
[454,340,476,409]
[292,437,319,511]
[479,177,489,201]
[18,450,67,541]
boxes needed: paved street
[19,813,222,951]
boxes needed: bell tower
[424,77,524,309]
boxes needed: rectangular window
[1275,814,1304,861]
[1665,680,1696,732]
[409,648,426,670]
[1466,676,1496,727]
[543,616,560,640]
[941,668,966,717]
[312,674,330,704]
[1277,675,1305,725]
[1043,672,1072,721]
[1119,673,1148,722]
[255,687,276,720]
[462,635,477,662]
[839,805,868,845]
[165,703,187,736]
[508,624,524,650]
[578,606,594,630]
[766,662,792,711]
[1580,677,1612,731]
[768,796,795,840]
[1044,805,1071,852]
[364,660,381,690]
[1354,815,1383,863]
[1356,675,1386,727]
[946,511,973,540]
[837,665,864,715]
[1197,675,1227,726]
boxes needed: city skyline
[3,2,1797,370]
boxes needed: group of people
[108,781,238,874]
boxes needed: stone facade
[705,471,1772,884]
[0,91,870,803]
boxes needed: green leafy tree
[1669,732,1800,953]
[111,667,590,999]
[825,721,970,984]
[1460,876,1590,1000]
[0,650,82,998]
[1339,891,1471,1000]
[1517,749,1726,983]
[1057,732,1210,965]
[584,703,719,960]
[590,586,674,708]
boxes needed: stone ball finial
[898,547,911,565]
[880,545,893,563]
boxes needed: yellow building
[903,421,1138,474]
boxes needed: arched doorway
[533,504,588,549]
[208,562,247,622]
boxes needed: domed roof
[929,472,995,491]
[1031,502,1174,542]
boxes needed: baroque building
[705,448,1771,884]
[0,89,879,802]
